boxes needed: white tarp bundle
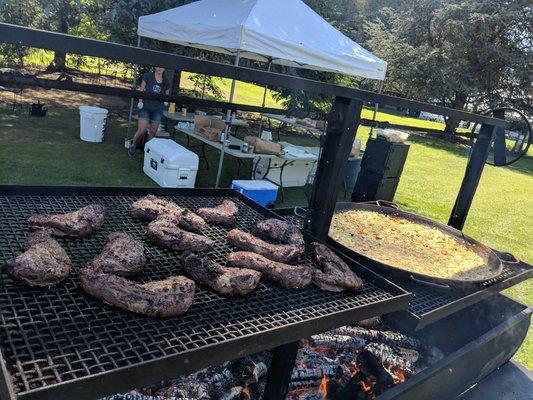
[138,0,387,80]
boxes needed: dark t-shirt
[142,72,170,111]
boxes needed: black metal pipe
[448,123,497,229]
[0,23,506,128]
[492,108,507,166]
[262,341,300,400]
[305,97,363,240]
[0,72,311,117]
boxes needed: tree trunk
[47,18,69,72]
[444,92,468,136]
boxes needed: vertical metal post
[304,97,363,240]
[258,58,273,135]
[126,36,142,138]
[215,50,241,188]
[262,341,300,400]
[492,108,507,166]
[369,79,384,136]
[448,123,497,230]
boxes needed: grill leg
[448,123,497,229]
[305,97,363,240]
[262,341,300,400]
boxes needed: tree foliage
[365,0,532,112]
[0,0,530,118]
[187,73,223,100]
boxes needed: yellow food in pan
[330,210,491,281]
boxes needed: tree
[36,0,85,70]
[187,73,223,100]
[365,0,532,133]
[0,0,43,66]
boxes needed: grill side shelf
[275,207,533,332]
[0,187,411,400]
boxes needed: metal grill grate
[277,208,533,331]
[0,189,409,399]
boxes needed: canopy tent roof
[137,0,387,80]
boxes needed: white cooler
[143,139,199,188]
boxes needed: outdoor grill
[0,186,410,400]
[0,22,530,400]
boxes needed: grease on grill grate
[0,194,394,394]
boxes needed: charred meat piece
[181,252,261,295]
[226,251,312,289]
[312,242,363,292]
[80,267,195,317]
[90,232,146,276]
[131,195,206,231]
[196,200,239,227]
[254,218,305,251]
[147,214,214,253]
[227,229,302,263]
[28,204,106,238]
[5,230,71,287]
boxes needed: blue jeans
[139,108,162,124]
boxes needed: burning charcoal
[396,347,420,364]
[333,371,374,400]
[332,326,421,350]
[220,386,244,400]
[291,365,343,381]
[310,334,366,350]
[288,379,320,391]
[358,350,395,395]
[363,342,415,375]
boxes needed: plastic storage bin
[79,105,108,142]
[143,138,199,188]
[231,180,278,207]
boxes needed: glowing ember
[386,365,407,384]
[360,380,372,393]
[318,375,330,397]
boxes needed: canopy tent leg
[126,36,142,138]
[369,79,384,136]
[258,58,273,135]
[215,50,241,188]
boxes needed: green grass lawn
[1,101,531,367]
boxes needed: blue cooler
[231,180,278,207]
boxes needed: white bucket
[79,105,108,142]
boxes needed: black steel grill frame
[0,186,411,400]
[276,208,533,331]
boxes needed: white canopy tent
[138,0,387,80]
[135,0,387,187]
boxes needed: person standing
[128,67,170,156]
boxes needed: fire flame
[386,365,406,384]
[242,386,251,399]
[360,380,372,393]
[318,375,330,398]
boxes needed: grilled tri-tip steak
[147,214,214,253]
[254,218,305,252]
[181,252,261,295]
[89,232,146,276]
[312,242,363,292]
[226,251,312,289]
[196,199,239,228]
[5,230,71,287]
[79,267,196,317]
[28,204,106,238]
[131,195,206,232]
[227,229,302,263]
